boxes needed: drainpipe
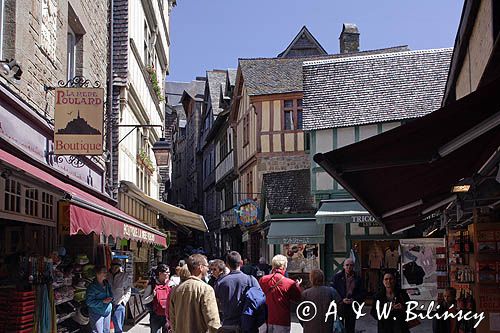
[107,0,114,198]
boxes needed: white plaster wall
[119,106,140,184]
[359,124,378,141]
[382,122,400,132]
[316,129,333,153]
[316,171,334,191]
[337,127,355,148]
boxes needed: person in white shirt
[108,258,131,333]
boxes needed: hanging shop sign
[221,210,238,229]
[234,199,260,227]
[54,87,104,155]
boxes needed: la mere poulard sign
[54,87,104,155]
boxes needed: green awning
[267,218,324,244]
[315,199,378,225]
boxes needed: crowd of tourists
[84,252,461,333]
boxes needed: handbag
[333,318,345,333]
[407,318,421,329]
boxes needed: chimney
[339,23,359,53]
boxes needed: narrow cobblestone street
[125,308,433,333]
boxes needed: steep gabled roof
[166,81,193,106]
[277,26,327,58]
[303,48,453,130]
[206,70,228,115]
[181,80,205,102]
[239,45,409,96]
[227,69,237,88]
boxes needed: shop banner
[400,238,444,302]
[54,87,104,155]
[68,204,167,246]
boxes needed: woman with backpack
[143,264,172,333]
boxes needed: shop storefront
[315,199,405,286]
[313,71,500,332]
[118,180,208,271]
[267,217,323,286]
[0,148,169,331]
[219,206,243,256]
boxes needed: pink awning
[67,205,166,246]
[0,148,167,246]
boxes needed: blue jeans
[150,311,167,333]
[89,311,111,333]
[112,304,126,333]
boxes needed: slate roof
[262,169,315,215]
[165,81,192,105]
[302,48,453,130]
[184,80,206,102]
[206,70,228,115]
[239,45,409,96]
[111,0,129,86]
[227,69,237,88]
[277,26,327,58]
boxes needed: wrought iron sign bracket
[44,76,102,91]
[44,76,108,169]
[116,125,163,146]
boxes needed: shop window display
[353,240,402,297]
[281,243,320,286]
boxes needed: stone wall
[256,154,310,193]
[257,154,310,173]
[2,0,109,118]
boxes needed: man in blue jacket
[215,251,264,333]
[331,258,365,333]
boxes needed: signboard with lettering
[123,223,156,243]
[54,87,104,155]
[221,210,238,229]
[234,199,260,227]
[479,293,500,312]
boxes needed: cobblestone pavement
[124,308,432,332]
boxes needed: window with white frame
[5,179,21,213]
[25,188,39,217]
[2,178,56,222]
[42,192,54,220]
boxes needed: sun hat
[82,264,95,280]
[74,279,87,291]
[73,290,86,303]
[73,305,89,325]
[76,254,89,265]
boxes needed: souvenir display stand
[448,209,500,333]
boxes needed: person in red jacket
[259,254,302,333]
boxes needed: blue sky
[168,1,463,82]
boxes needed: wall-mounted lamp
[1,59,23,81]
[451,177,473,193]
[152,138,172,167]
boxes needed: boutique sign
[123,223,155,243]
[54,87,104,155]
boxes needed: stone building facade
[0,0,108,192]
